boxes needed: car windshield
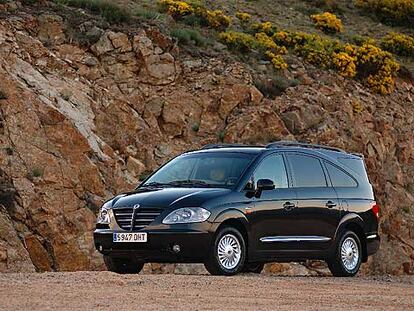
[141,152,255,189]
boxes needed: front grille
[113,207,163,230]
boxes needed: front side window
[288,154,327,187]
[325,162,357,188]
[141,153,255,188]
[252,154,288,188]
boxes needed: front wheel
[327,231,362,277]
[104,256,144,274]
[204,227,246,276]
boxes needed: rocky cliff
[0,5,413,274]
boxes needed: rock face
[0,10,413,274]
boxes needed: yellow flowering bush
[255,32,287,54]
[356,44,400,94]
[310,12,343,33]
[354,0,414,25]
[251,21,276,35]
[219,31,256,52]
[272,30,399,94]
[235,12,251,24]
[265,51,288,70]
[381,32,414,57]
[350,34,377,47]
[159,0,193,18]
[332,52,357,78]
[205,10,231,29]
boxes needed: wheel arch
[211,209,249,251]
[334,213,367,262]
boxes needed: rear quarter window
[338,157,370,183]
[325,162,357,188]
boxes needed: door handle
[326,201,337,208]
[283,202,296,211]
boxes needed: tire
[104,256,144,274]
[204,226,246,276]
[327,231,362,277]
[242,262,264,274]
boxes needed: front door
[245,153,298,260]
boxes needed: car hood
[107,187,231,209]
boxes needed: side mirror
[257,179,275,191]
[255,179,275,198]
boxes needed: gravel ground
[0,272,413,311]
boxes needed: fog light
[172,244,181,253]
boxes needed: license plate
[113,233,147,243]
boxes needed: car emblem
[133,204,140,210]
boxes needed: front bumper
[94,223,214,263]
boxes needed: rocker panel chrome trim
[260,236,331,243]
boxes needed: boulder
[126,157,146,177]
[37,14,65,45]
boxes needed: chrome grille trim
[113,207,163,230]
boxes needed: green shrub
[354,0,414,26]
[381,32,414,57]
[218,130,225,142]
[170,28,207,46]
[0,89,7,100]
[191,123,200,132]
[349,34,377,46]
[254,74,299,98]
[32,167,44,178]
[135,8,163,21]
[58,0,131,24]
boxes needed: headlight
[162,207,211,224]
[97,207,111,224]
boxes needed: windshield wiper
[142,182,171,188]
[167,179,214,187]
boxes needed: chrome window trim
[260,236,331,243]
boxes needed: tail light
[371,203,379,219]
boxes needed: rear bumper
[94,224,213,263]
[366,233,380,256]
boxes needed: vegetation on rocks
[310,12,343,33]
[170,27,206,46]
[235,12,251,24]
[355,0,414,25]
[0,89,7,100]
[381,32,414,57]
[57,0,131,23]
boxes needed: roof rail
[266,140,345,153]
[201,143,263,150]
[350,152,364,158]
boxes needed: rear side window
[325,162,357,188]
[288,154,327,187]
[253,154,288,188]
[338,157,369,183]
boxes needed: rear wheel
[242,262,264,274]
[104,256,144,274]
[204,227,246,276]
[327,231,362,277]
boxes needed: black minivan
[94,141,380,277]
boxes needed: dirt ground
[0,272,413,311]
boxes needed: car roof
[188,142,362,159]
